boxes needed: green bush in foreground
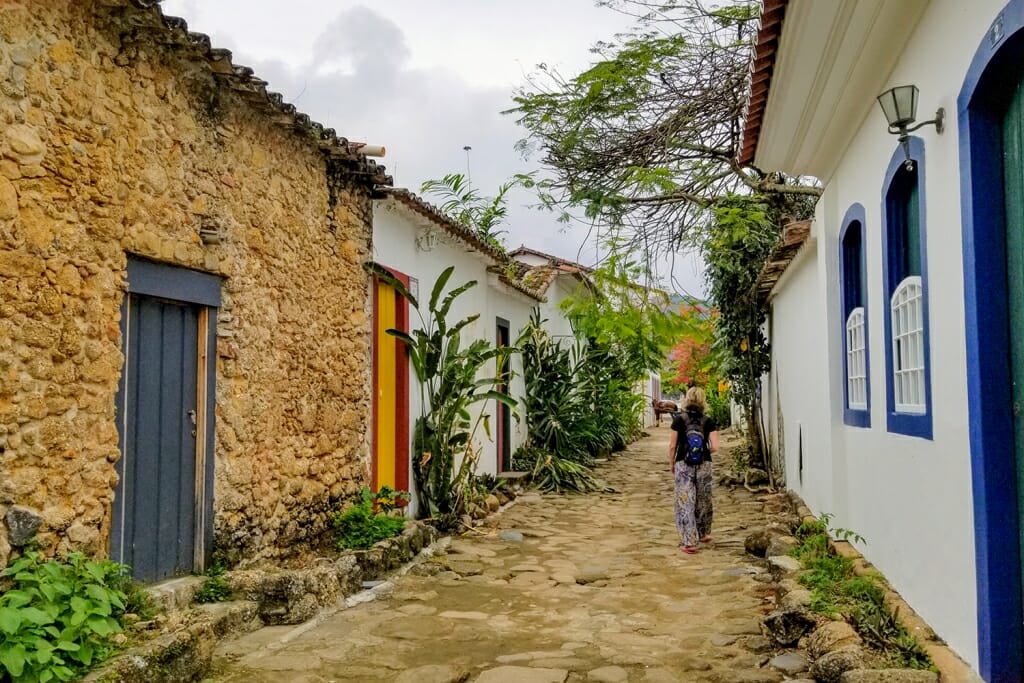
[790,515,933,670]
[333,488,407,550]
[0,551,129,683]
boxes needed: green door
[1002,74,1024,606]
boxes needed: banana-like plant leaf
[364,262,419,308]
[429,266,455,313]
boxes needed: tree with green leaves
[365,264,516,523]
[508,0,818,475]
[508,0,818,255]
[702,195,778,479]
[420,173,535,252]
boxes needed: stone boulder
[807,621,862,659]
[768,651,809,676]
[767,555,803,578]
[762,606,815,646]
[810,645,866,683]
[839,670,938,683]
[766,535,799,558]
[747,468,770,485]
[780,588,813,611]
[745,529,772,557]
[6,506,42,546]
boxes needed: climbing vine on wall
[700,195,779,474]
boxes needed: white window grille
[845,307,867,410]
[890,276,926,414]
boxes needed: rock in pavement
[839,670,938,683]
[766,535,799,558]
[394,664,468,683]
[780,588,813,611]
[807,621,863,659]
[587,665,629,682]
[767,555,802,577]
[762,607,815,646]
[476,666,568,683]
[810,645,866,683]
[745,529,772,557]
[769,651,809,675]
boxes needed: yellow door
[374,279,398,490]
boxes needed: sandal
[680,546,698,554]
[700,535,713,543]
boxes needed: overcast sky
[161,0,705,296]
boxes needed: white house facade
[744,0,1024,679]
[371,191,586,514]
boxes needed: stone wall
[0,1,376,568]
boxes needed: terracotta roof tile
[738,0,790,167]
[120,0,391,186]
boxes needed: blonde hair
[683,387,708,412]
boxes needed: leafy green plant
[366,264,517,519]
[702,196,780,477]
[788,514,932,670]
[333,487,407,550]
[372,486,411,514]
[0,551,130,682]
[420,172,535,251]
[194,561,231,605]
[108,575,157,622]
[705,382,731,428]
[516,446,600,494]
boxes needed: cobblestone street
[206,429,794,683]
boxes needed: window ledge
[843,408,871,428]
[886,411,933,439]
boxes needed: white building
[744,1,1024,678]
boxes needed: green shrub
[789,515,933,670]
[516,446,600,494]
[705,382,731,428]
[194,561,231,605]
[333,488,407,550]
[0,551,129,682]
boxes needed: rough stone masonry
[0,0,388,569]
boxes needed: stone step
[145,575,206,613]
[83,600,261,683]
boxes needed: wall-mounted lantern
[877,85,944,170]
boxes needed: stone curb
[785,492,982,683]
[86,520,442,683]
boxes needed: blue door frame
[959,2,1024,678]
[111,257,220,582]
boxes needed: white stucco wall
[767,0,1008,668]
[372,201,551,514]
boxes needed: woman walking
[668,387,719,554]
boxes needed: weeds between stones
[789,515,935,670]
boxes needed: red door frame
[371,266,410,494]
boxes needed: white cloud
[160,0,706,296]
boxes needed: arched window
[840,205,869,426]
[882,138,932,438]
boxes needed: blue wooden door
[1004,74,1024,617]
[112,294,200,582]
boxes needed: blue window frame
[840,204,870,427]
[881,137,932,439]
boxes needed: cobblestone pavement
[206,429,796,683]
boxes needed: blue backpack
[679,411,706,467]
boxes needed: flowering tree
[662,302,717,393]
